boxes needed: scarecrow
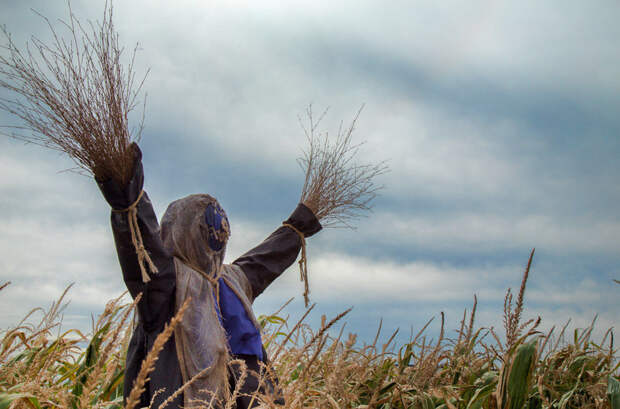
[97,142,322,407]
[0,6,387,408]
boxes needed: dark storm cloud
[1,0,618,341]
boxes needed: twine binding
[175,256,224,308]
[113,190,159,283]
[282,223,309,307]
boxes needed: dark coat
[97,145,321,408]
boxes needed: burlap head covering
[161,193,229,276]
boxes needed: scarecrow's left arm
[233,203,321,300]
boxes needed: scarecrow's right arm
[97,144,176,330]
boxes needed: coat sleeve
[232,203,322,300]
[96,144,176,331]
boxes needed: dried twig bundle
[294,105,388,306]
[298,105,388,228]
[0,2,146,185]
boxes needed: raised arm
[96,144,176,331]
[232,203,322,300]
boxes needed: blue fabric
[204,203,227,251]
[215,278,263,360]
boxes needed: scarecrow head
[160,194,230,277]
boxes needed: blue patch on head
[204,203,229,251]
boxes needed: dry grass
[502,248,537,351]
[1,252,617,408]
[0,2,146,185]
[298,105,389,229]
[0,282,136,408]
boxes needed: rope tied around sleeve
[112,190,159,283]
[282,223,310,307]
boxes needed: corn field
[1,260,618,409]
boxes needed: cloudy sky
[1,0,618,346]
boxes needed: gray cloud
[1,0,618,343]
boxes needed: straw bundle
[298,105,388,228]
[0,3,146,185]
[294,105,388,306]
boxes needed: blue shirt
[214,278,263,360]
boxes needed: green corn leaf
[568,355,588,374]
[101,366,125,401]
[466,383,496,409]
[500,339,538,409]
[419,393,435,409]
[399,343,413,370]
[290,363,304,381]
[71,322,110,397]
[103,396,124,409]
[0,393,40,409]
[479,371,499,386]
[558,382,579,409]
[28,397,42,409]
[379,381,396,396]
[257,314,286,329]
[525,395,542,409]
[608,376,620,409]
[0,393,25,409]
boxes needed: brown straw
[113,190,158,283]
[282,223,310,307]
[0,3,146,186]
[297,105,388,228]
